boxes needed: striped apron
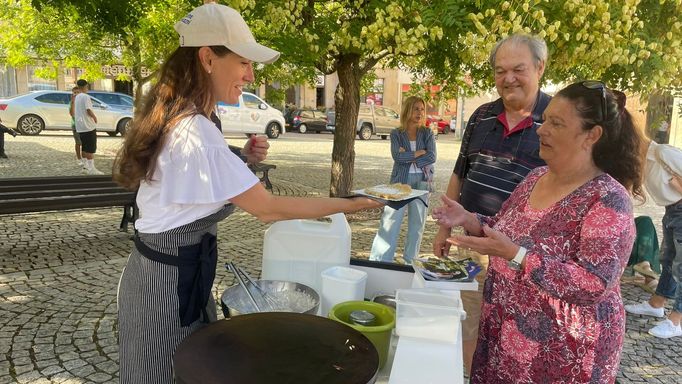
[117,205,234,384]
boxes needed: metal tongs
[226,262,281,312]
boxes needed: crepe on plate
[364,183,412,200]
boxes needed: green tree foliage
[233,0,444,196]
[420,0,682,95]
[22,0,195,107]
[0,0,113,81]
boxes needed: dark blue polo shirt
[453,91,551,216]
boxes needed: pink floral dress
[470,167,635,384]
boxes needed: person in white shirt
[112,4,382,383]
[73,79,102,175]
[625,135,682,339]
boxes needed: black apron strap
[134,233,218,326]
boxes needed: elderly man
[432,33,551,375]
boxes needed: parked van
[216,92,285,139]
[326,103,401,140]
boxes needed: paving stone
[62,359,87,371]
[87,372,112,383]
[68,364,95,378]
[39,365,64,376]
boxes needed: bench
[248,163,276,190]
[0,163,274,230]
[0,175,137,231]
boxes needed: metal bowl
[371,294,396,310]
[220,280,320,318]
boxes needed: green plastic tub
[329,301,396,369]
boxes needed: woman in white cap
[113,4,381,382]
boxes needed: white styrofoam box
[262,213,351,295]
[349,261,415,300]
[411,268,478,292]
[395,288,466,344]
[388,336,463,384]
[320,266,368,316]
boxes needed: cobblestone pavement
[0,131,679,383]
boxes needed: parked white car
[216,92,285,139]
[0,90,132,136]
[326,103,401,140]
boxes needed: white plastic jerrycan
[261,213,351,295]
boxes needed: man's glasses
[580,80,607,123]
[479,152,513,165]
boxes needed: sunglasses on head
[579,80,607,123]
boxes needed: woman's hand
[349,196,384,211]
[432,195,483,236]
[399,147,406,153]
[414,149,426,158]
[242,135,269,164]
[432,195,472,228]
[447,225,519,261]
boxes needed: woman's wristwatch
[508,246,527,270]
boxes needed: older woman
[113,4,380,383]
[369,96,436,264]
[433,81,643,383]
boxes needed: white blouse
[135,115,258,233]
[645,140,682,206]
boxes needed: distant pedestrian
[0,117,18,159]
[73,79,103,175]
[69,86,84,169]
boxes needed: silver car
[0,90,133,136]
[87,91,134,111]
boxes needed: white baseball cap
[174,3,280,64]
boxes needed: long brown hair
[113,46,231,190]
[556,82,645,201]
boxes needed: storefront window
[364,78,384,106]
[63,67,84,89]
[27,66,56,91]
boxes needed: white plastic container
[261,213,351,296]
[320,266,368,316]
[388,336,464,384]
[395,288,466,344]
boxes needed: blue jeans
[369,173,429,264]
[655,203,682,313]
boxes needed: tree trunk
[330,54,362,197]
[127,35,146,117]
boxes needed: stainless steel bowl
[371,294,396,309]
[221,280,320,317]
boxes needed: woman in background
[369,96,436,264]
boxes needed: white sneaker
[624,301,665,318]
[648,319,682,338]
[87,167,104,175]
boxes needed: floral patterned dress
[470,167,635,384]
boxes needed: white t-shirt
[74,93,97,132]
[645,140,682,206]
[408,140,422,174]
[135,114,259,233]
